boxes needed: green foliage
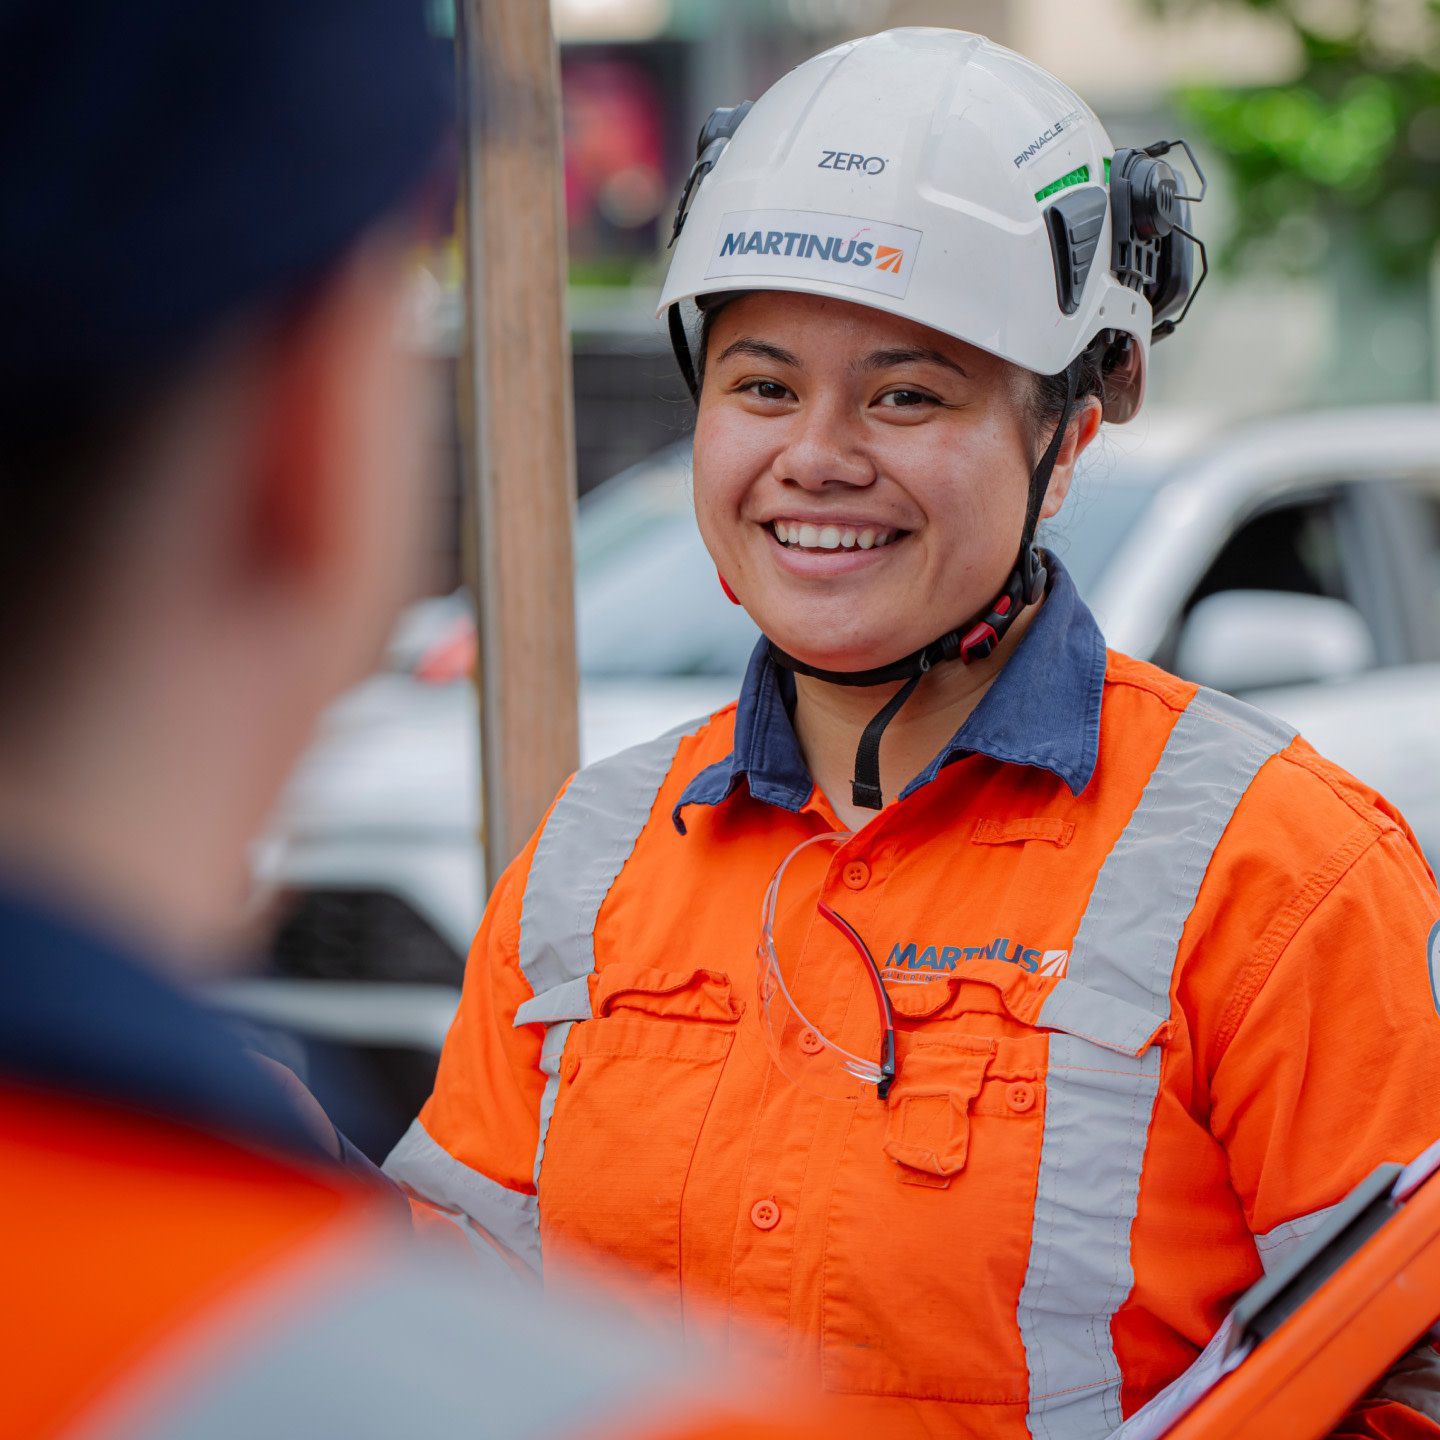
[567,255,647,287]
[1161,0,1440,278]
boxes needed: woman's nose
[773,402,876,492]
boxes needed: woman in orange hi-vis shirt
[387,29,1440,1440]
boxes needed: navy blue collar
[0,887,319,1154]
[673,554,1106,831]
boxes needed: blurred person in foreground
[0,4,841,1438]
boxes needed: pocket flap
[972,817,1075,848]
[884,974,960,1020]
[881,960,1168,1058]
[594,965,743,1023]
[514,973,593,1028]
[883,1040,995,1178]
[1035,979,1167,1057]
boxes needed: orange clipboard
[1112,1139,1440,1440]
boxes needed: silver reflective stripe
[1037,980,1164,1058]
[1020,688,1296,1440]
[515,717,711,1221]
[514,975,592,1027]
[1063,689,1297,1016]
[1255,1200,1343,1275]
[383,1117,542,1278]
[517,719,708,998]
[533,1021,574,1188]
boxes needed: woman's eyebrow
[859,346,968,377]
[714,337,802,367]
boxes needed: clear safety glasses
[757,832,896,1101]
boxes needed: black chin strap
[769,355,1083,812]
[669,304,699,403]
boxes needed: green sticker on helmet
[1034,164,1090,203]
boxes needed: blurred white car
[223,405,1440,1154]
[1072,405,1440,853]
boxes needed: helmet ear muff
[1109,140,1208,344]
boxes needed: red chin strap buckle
[718,573,742,605]
[958,578,1019,664]
[960,621,1000,663]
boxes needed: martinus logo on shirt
[882,937,1069,983]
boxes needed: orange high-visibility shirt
[391,568,1440,1439]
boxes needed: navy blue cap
[0,0,451,392]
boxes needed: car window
[1416,494,1440,611]
[1151,489,1385,677]
[1186,496,1349,612]
[1393,477,1440,655]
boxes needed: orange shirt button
[750,1199,781,1231]
[1006,1082,1036,1114]
[842,860,871,890]
[798,1028,825,1055]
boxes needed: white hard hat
[659,28,1205,424]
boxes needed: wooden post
[455,0,580,890]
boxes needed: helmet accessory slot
[1045,186,1108,316]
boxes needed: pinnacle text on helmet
[1013,109,1084,169]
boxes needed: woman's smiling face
[693,290,1079,672]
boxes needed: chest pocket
[820,975,1164,1405]
[534,964,740,1313]
[881,1036,1000,1181]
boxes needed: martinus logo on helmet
[706,208,922,300]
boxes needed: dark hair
[1021,336,1110,462]
[696,304,726,393]
[0,274,321,718]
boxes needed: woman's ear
[1039,396,1102,520]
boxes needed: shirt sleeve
[1210,821,1440,1244]
[382,809,560,1278]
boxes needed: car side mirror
[1175,590,1376,693]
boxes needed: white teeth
[772,520,900,550]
